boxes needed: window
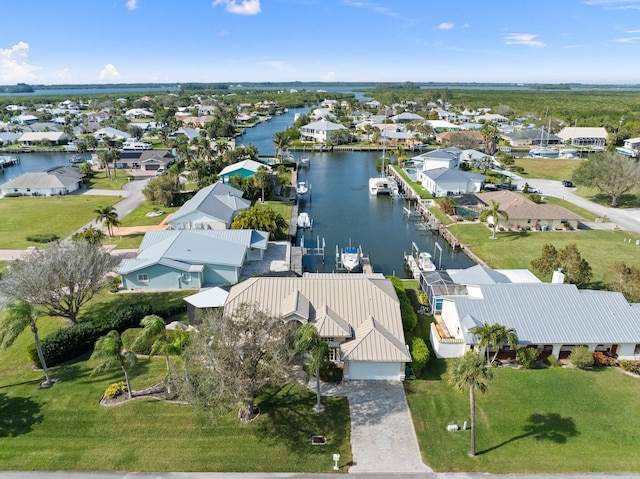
[328,347,339,362]
[137,274,149,282]
[181,273,191,282]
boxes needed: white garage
[346,361,405,381]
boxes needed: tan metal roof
[224,274,409,363]
[477,191,581,220]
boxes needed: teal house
[218,159,271,184]
[119,229,269,290]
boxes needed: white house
[299,120,347,143]
[556,126,608,149]
[419,168,485,197]
[0,165,84,197]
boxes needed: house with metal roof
[221,273,411,380]
[477,190,582,231]
[431,282,640,361]
[0,165,84,197]
[167,182,251,230]
[556,126,608,149]
[115,149,176,171]
[299,120,347,143]
[18,131,70,145]
[119,229,269,290]
[412,147,463,170]
[219,160,271,184]
[419,167,485,197]
[503,128,563,147]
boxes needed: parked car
[155,167,166,175]
[562,179,574,187]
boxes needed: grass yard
[0,290,352,472]
[85,171,134,191]
[117,201,180,227]
[449,223,640,286]
[0,195,120,249]
[513,158,582,181]
[406,361,640,473]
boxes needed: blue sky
[2,0,640,85]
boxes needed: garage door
[348,361,402,380]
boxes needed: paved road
[511,178,640,234]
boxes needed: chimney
[551,269,565,284]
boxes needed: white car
[155,167,166,175]
[521,185,540,194]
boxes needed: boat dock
[0,155,20,169]
[404,253,422,279]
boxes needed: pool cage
[419,270,468,314]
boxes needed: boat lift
[300,236,326,264]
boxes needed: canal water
[237,109,475,276]
[0,152,75,185]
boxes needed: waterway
[0,152,75,185]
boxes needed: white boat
[529,147,559,158]
[558,148,578,158]
[341,244,362,272]
[299,156,310,166]
[297,212,312,229]
[296,181,308,196]
[418,252,436,272]
[369,176,398,195]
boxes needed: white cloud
[503,33,546,48]
[99,64,121,82]
[212,0,261,15]
[125,0,139,10]
[615,36,640,42]
[437,22,454,30]
[320,71,336,81]
[0,42,40,83]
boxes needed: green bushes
[408,337,429,376]
[516,347,539,369]
[25,233,59,243]
[104,382,127,399]
[319,361,343,383]
[389,276,417,333]
[544,354,560,368]
[569,345,594,369]
[619,359,639,374]
[27,322,100,367]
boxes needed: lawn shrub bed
[25,233,59,243]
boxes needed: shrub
[592,351,616,367]
[528,194,542,203]
[408,336,429,376]
[418,291,428,306]
[28,322,101,367]
[619,359,639,374]
[389,276,417,333]
[319,361,343,383]
[569,346,594,369]
[3,192,22,197]
[26,233,59,243]
[104,382,127,399]
[103,275,121,293]
[516,347,539,369]
[544,354,560,368]
[107,302,152,332]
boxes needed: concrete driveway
[321,381,431,474]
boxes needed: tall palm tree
[96,148,112,179]
[94,205,120,238]
[0,300,53,387]
[480,200,508,239]
[131,315,187,371]
[471,322,497,364]
[449,350,493,457]
[272,131,292,160]
[480,122,500,155]
[294,324,330,412]
[472,323,518,364]
[91,330,137,399]
[253,166,272,203]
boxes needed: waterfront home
[617,137,640,157]
[419,167,485,197]
[220,273,411,380]
[503,128,563,147]
[94,127,131,141]
[0,132,20,146]
[425,119,461,133]
[167,182,250,231]
[18,131,70,146]
[11,114,38,125]
[299,120,347,143]
[475,113,510,123]
[556,126,608,149]
[476,190,581,231]
[0,165,84,197]
[219,159,271,184]
[119,229,269,290]
[168,127,201,141]
[115,149,176,171]
[412,147,463,170]
[430,280,640,361]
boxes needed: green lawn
[449,223,640,286]
[406,361,640,473]
[513,158,581,181]
[0,291,352,472]
[117,202,180,227]
[0,195,120,249]
[85,171,134,190]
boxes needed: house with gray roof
[412,147,463,170]
[419,167,484,197]
[299,120,347,143]
[503,128,562,147]
[94,127,131,141]
[115,149,175,171]
[221,273,411,380]
[0,165,84,197]
[167,182,251,230]
[432,282,640,361]
[119,229,269,290]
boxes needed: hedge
[407,336,430,376]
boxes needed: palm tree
[449,351,493,457]
[94,205,120,238]
[71,225,107,245]
[96,148,112,179]
[480,199,508,239]
[0,300,53,387]
[131,315,187,371]
[91,330,137,399]
[471,322,497,364]
[272,131,292,160]
[480,122,500,156]
[253,166,272,203]
[294,324,330,412]
[472,323,518,365]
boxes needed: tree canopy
[231,206,287,239]
[531,243,593,285]
[572,152,640,207]
[1,242,119,325]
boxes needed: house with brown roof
[477,190,581,231]
[221,273,411,380]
